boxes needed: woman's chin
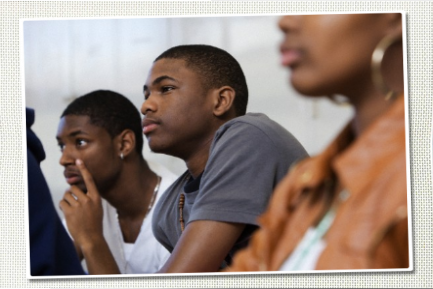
[290,74,336,98]
[291,82,327,98]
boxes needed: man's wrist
[78,234,106,253]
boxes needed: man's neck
[183,115,236,178]
[184,135,215,179]
[104,158,157,219]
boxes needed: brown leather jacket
[227,95,409,271]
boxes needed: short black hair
[155,44,248,116]
[61,90,143,154]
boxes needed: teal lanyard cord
[290,208,336,271]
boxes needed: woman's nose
[278,15,301,34]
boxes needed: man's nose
[141,95,158,116]
[59,146,75,167]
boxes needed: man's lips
[64,171,82,185]
[142,118,160,135]
[280,46,302,67]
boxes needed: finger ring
[71,193,78,201]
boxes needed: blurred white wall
[23,15,353,217]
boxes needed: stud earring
[120,152,124,160]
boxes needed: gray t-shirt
[152,113,308,265]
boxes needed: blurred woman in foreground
[228,13,409,271]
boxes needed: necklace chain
[146,174,161,217]
[116,174,161,272]
[116,174,161,221]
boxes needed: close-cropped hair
[154,44,249,116]
[61,90,144,154]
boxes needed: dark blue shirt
[27,108,84,276]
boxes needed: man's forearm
[80,237,121,274]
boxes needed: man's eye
[161,86,174,93]
[58,143,64,152]
[76,139,88,147]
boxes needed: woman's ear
[212,86,236,117]
[116,129,136,159]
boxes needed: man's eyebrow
[56,130,88,140]
[143,75,177,92]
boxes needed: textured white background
[0,1,431,288]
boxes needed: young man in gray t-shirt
[55,45,307,274]
[140,44,308,273]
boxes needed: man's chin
[148,140,171,155]
[70,182,87,193]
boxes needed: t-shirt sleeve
[188,122,288,225]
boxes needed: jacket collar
[333,95,406,199]
[289,95,406,204]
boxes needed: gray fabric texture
[152,113,309,259]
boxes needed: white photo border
[1,1,431,288]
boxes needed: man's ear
[212,86,236,117]
[116,129,136,158]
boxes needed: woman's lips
[280,48,302,67]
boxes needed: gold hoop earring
[371,34,401,101]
